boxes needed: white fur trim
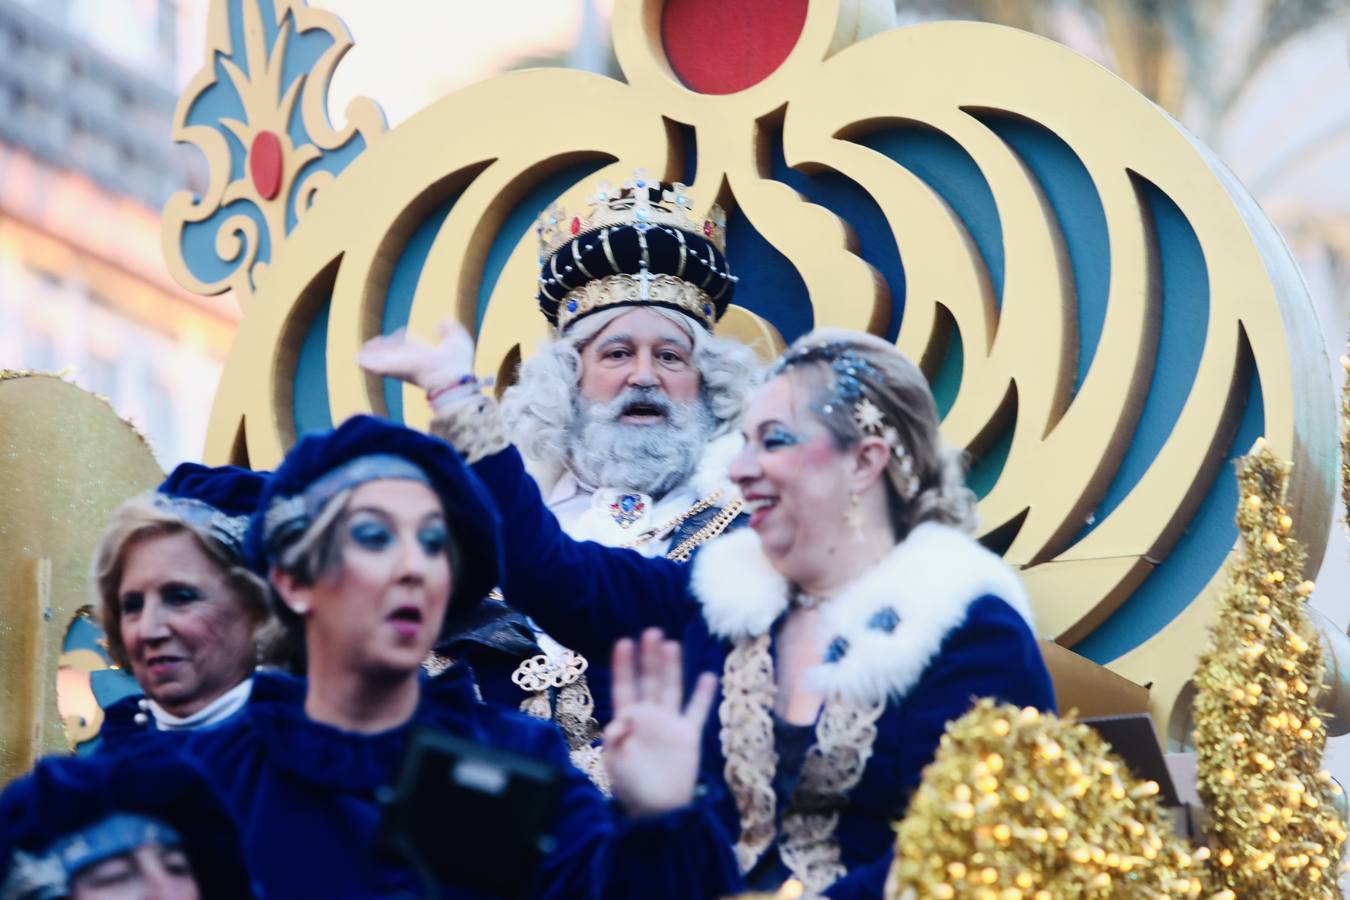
[691,527,788,639]
[691,522,1036,707]
[811,523,1034,706]
[690,432,745,500]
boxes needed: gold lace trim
[720,634,779,872]
[779,695,885,895]
[514,652,609,794]
[666,498,744,562]
[421,651,455,678]
[620,490,723,549]
[430,396,508,464]
[719,633,884,895]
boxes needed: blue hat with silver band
[248,415,503,634]
[153,463,271,563]
[0,752,254,899]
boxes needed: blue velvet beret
[247,415,503,631]
[0,751,254,899]
[153,463,271,563]
[158,463,269,519]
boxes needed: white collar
[148,677,253,731]
[690,524,1036,706]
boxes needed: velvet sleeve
[525,717,744,899]
[896,595,1055,798]
[824,597,1055,899]
[823,848,894,899]
[471,446,700,657]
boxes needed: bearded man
[362,172,760,784]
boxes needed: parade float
[3,0,1348,893]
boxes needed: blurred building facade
[0,0,233,469]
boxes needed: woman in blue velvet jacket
[167,415,739,899]
[388,326,1057,898]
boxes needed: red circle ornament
[660,0,808,95]
[249,131,284,200]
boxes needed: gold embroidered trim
[718,633,885,894]
[557,676,609,795]
[779,695,886,895]
[569,741,610,795]
[511,649,587,692]
[514,654,609,794]
[619,490,723,550]
[421,651,455,678]
[518,688,552,720]
[720,634,779,873]
[667,499,743,563]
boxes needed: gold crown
[556,273,718,333]
[535,169,727,261]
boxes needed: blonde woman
[169,416,740,898]
[378,327,1056,898]
[93,464,272,748]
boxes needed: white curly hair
[500,306,761,478]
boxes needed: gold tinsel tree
[1342,352,1350,523]
[887,700,1212,899]
[1191,439,1345,896]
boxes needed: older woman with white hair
[386,328,1056,898]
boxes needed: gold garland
[885,700,1212,899]
[1191,439,1346,895]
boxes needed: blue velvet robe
[97,694,158,750]
[143,667,741,899]
[471,446,1057,898]
[444,504,746,730]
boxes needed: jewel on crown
[534,169,728,260]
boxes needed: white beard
[566,386,715,499]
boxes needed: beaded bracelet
[426,373,478,406]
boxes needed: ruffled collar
[691,522,1036,706]
[244,667,481,792]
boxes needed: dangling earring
[846,492,865,543]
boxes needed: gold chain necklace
[617,489,724,550]
[666,499,744,562]
[611,488,744,562]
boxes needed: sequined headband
[2,814,182,900]
[262,454,431,555]
[773,342,921,500]
[152,495,250,561]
